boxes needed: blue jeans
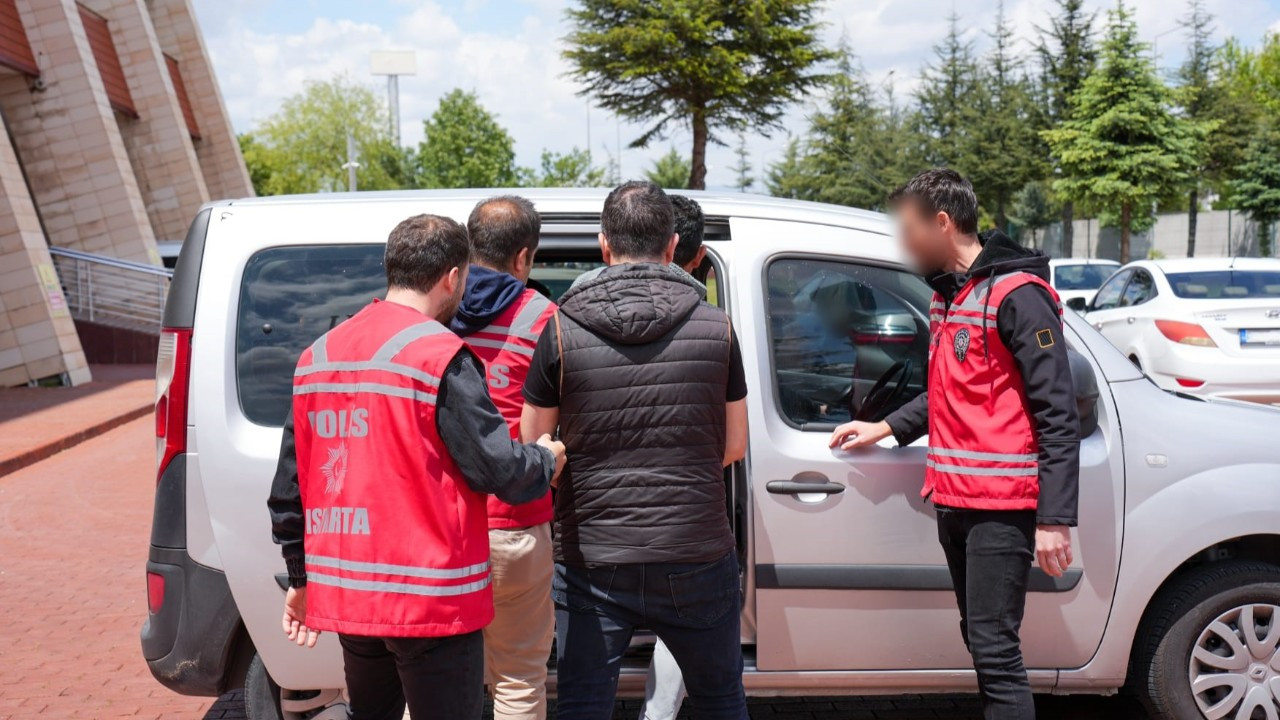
[552,551,747,720]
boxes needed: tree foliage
[522,148,607,187]
[240,77,412,195]
[914,13,981,170]
[1010,181,1058,248]
[1231,122,1280,256]
[645,148,694,189]
[416,89,518,189]
[562,0,834,189]
[1043,2,1203,262]
[729,134,755,192]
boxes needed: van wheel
[244,653,345,720]
[1133,561,1280,720]
[244,654,283,720]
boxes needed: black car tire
[1132,561,1280,720]
[244,653,284,720]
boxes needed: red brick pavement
[0,416,211,719]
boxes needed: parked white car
[1049,258,1121,309]
[1083,257,1280,405]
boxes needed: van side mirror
[1065,297,1088,313]
[1068,348,1100,438]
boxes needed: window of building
[164,54,200,140]
[0,0,38,77]
[78,4,136,117]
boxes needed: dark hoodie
[886,230,1081,526]
[449,264,527,337]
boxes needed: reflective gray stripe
[295,361,441,387]
[307,555,489,580]
[293,382,437,405]
[308,571,491,597]
[509,293,552,340]
[465,337,535,357]
[926,460,1038,477]
[976,271,1029,300]
[371,321,451,362]
[929,447,1037,463]
[311,333,328,365]
[940,314,993,328]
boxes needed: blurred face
[892,197,951,274]
[433,265,467,324]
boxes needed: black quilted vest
[554,263,735,566]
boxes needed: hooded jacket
[886,231,1081,526]
[550,263,736,565]
[449,264,528,337]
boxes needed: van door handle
[766,480,845,495]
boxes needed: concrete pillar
[146,0,252,201]
[83,0,209,245]
[0,0,159,265]
[0,113,91,387]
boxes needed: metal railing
[48,246,173,333]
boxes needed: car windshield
[1054,264,1117,290]
[1165,270,1280,299]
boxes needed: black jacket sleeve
[997,284,1081,526]
[436,350,554,505]
[267,411,308,587]
[885,391,929,446]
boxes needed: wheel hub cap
[1189,603,1280,720]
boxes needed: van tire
[1133,561,1280,720]
[244,653,283,720]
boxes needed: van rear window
[236,245,386,426]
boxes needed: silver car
[141,190,1280,720]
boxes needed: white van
[141,190,1280,720]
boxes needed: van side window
[236,245,386,426]
[766,258,931,429]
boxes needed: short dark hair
[600,181,674,260]
[384,214,470,292]
[889,168,979,235]
[670,194,705,267]
[467,195,541,270]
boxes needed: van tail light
[1155,320,1217,347]
[155,328,192,483]
[146,571,166,614]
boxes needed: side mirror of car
[1065,297,1088,313]
[1068,348,1100,438]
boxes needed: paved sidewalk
[0,364,153,477]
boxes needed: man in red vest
[449,196,558,720]
[830,169,1080,720]
[268,214,565,720]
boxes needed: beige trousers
[484,523,555,720]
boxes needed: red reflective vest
[924,271,1063,511]
[292,299,493,638]
[462,288,557,529]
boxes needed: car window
[1090,270,1132,311]
[531,260,604,302]
[1165,270,1280,299]
[1120,269,1156,307]
[766,258,931,428]
[1054,263,1118,291]
[236,245,386,426]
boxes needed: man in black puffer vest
[521,181,749,720]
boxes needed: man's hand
[536,433,567,487]
[828,420,892,451]
[282,586,320,648]
[1035,525,1073,578]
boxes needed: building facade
[0,0,250,387]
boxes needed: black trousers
[936,508,1037,720]
[338,630,484,720]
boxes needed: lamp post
[370,51,417,147]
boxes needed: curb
[0,403,153,478]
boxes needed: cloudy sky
[189,0,1280,191]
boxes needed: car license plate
[1240,328,1280,346]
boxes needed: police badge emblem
[953,327,971,362]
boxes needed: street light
[371,51,417,147]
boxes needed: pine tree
[645,148,694,189]
[1231,122,1280,257]
[1043,2,1203,263]
[915,12,982,169]
[1035,0,1097,256]
[1176,0,1220,257]
[729,134,755,192]
[765,138,813,199]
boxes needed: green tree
[240,76,412,195]
[764,137,812,199]
[1010,181,1058,249]
[915,12,981,169]
[1222,33,1280,115]
[1034,0,1097,256]
[645,147,694,189]
[729,134,754,192]
[1043,2,1202,263]
[1231,122,1280,257]
[523,148,607,187]
[563,0,834,189]
[968,2,1044,230]
[1175,0,1230,257]
[416,89,518,188]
